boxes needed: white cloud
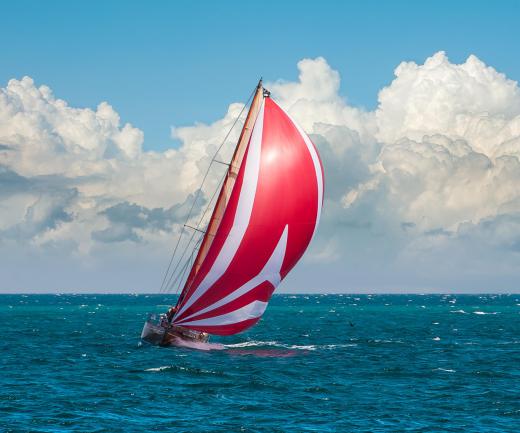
[344,52,520,236]
[376,51,520,148]
[0,77,242,254]
[2,52,520,292]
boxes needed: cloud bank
[2,52,520,292]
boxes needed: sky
[1,0,520,293]
[3,0,519,150]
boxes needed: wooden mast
[176,80,265,305]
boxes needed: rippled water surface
[1,294,519,432]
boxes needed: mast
[176,80,265,306]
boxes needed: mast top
[258,78,270,98]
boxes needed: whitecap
[432,337,441,341]
[322,344,358,349]
[287,344,317,350]
[473,311,498,315]
[223,340,356,351]
[225,341,281,348]
[172,339,225,351]
[145,366,172,372]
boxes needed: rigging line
[184,224,206,234]
[161,227,197,293]
[165,246,193,293]
[159,225,187,293]
[166,234,203,294]
[158,85,256,292]
[191,167,228,233]
[174,237,200,295]
[173,241,197,307]
[160,167,227,293]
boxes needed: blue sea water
[1,294,519,432]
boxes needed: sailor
[166,306,178,324]
[160,314,168,328]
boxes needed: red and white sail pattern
[173,97,323,335]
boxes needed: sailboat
[141,80,323,346]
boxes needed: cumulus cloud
[2,52,520,292]
[0,77,237,255]
[344,53,520,235]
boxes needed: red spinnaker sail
[173,97,324,335]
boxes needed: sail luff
[176,81,264,307]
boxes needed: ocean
[1,294,519,432]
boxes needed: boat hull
[141,320,209,346]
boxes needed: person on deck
[160,314,168,328]
[166,306,178,324]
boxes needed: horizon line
[0,291,518,295]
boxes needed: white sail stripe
[179,300,268,328]
[175,100,266,319]
[284,109,323,237]
[176,225,288,324]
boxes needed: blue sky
[2,0,519,151]
[2,1,520,292]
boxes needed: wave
[171,339,226,351]
[224,340,316,350]
[224,340,357,351]
[145,366,171,372]
[144,365,219,374]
